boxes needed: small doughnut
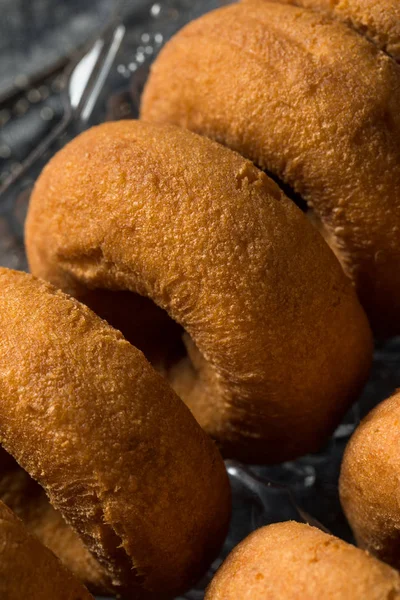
[0,447,108,594]
[0,268,230,599]
[205,522,400,599]
[245,0,400,61]
[140,2,400,336]
[340,391,400,570]
[25,120,372,464]
[0,500,93,600]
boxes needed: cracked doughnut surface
[246,0,400,61]
[141,2,400,336]
[0,268,230,600]
[26,120,372,463]
[205,522,400,599]
[340,391,400,572]
[0,500,93,600]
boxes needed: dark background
[0,0,192,268]
[0,0,116,98]
[0,0,117,269]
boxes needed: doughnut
[25,120,372,464]
[245,0,400,62]
[140,2,400,336]
[0,500,93,600]
[340,391,400,570]
[0,268,230,599]
[205,522,400,599]
[0,447,108,594]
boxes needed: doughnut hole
[0,446,108,594]
[64,288,216,423]
[75,288,186,376]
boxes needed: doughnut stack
[1,0,400,598]
[141,0,400,335]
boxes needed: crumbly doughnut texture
[0,447,108,594]
[246,0,400,61]
[205,521,400,599]
[340,391,400,570]
[0,500,93,600]
[26,120,372,464]
[140,2,400,335]
[0,268,230,599]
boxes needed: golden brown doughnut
[0,500,93,600]
[246,0,400,61]
[140,2,400,336]
[25,120,372,464]
[340,391,400,570]
[205,521,400,599]
[0,267,230,600]
[0,447,108,594]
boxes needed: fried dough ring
[0,268,230,600]
[205,522,400,599]
[140,2,400,336]
[246,0,400,61]
[340,391,400,571]
[26,120,372,464]
[0,447,108,594]
[0,500,93,600]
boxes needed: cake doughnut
[140,2,400,336]
[0,500,93,600]
[205,522,400,599]
[245,0,400,62]
[0,447,108,594]
[25,120,372,464]
[340,391,400,570]
[0,268,230,599]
